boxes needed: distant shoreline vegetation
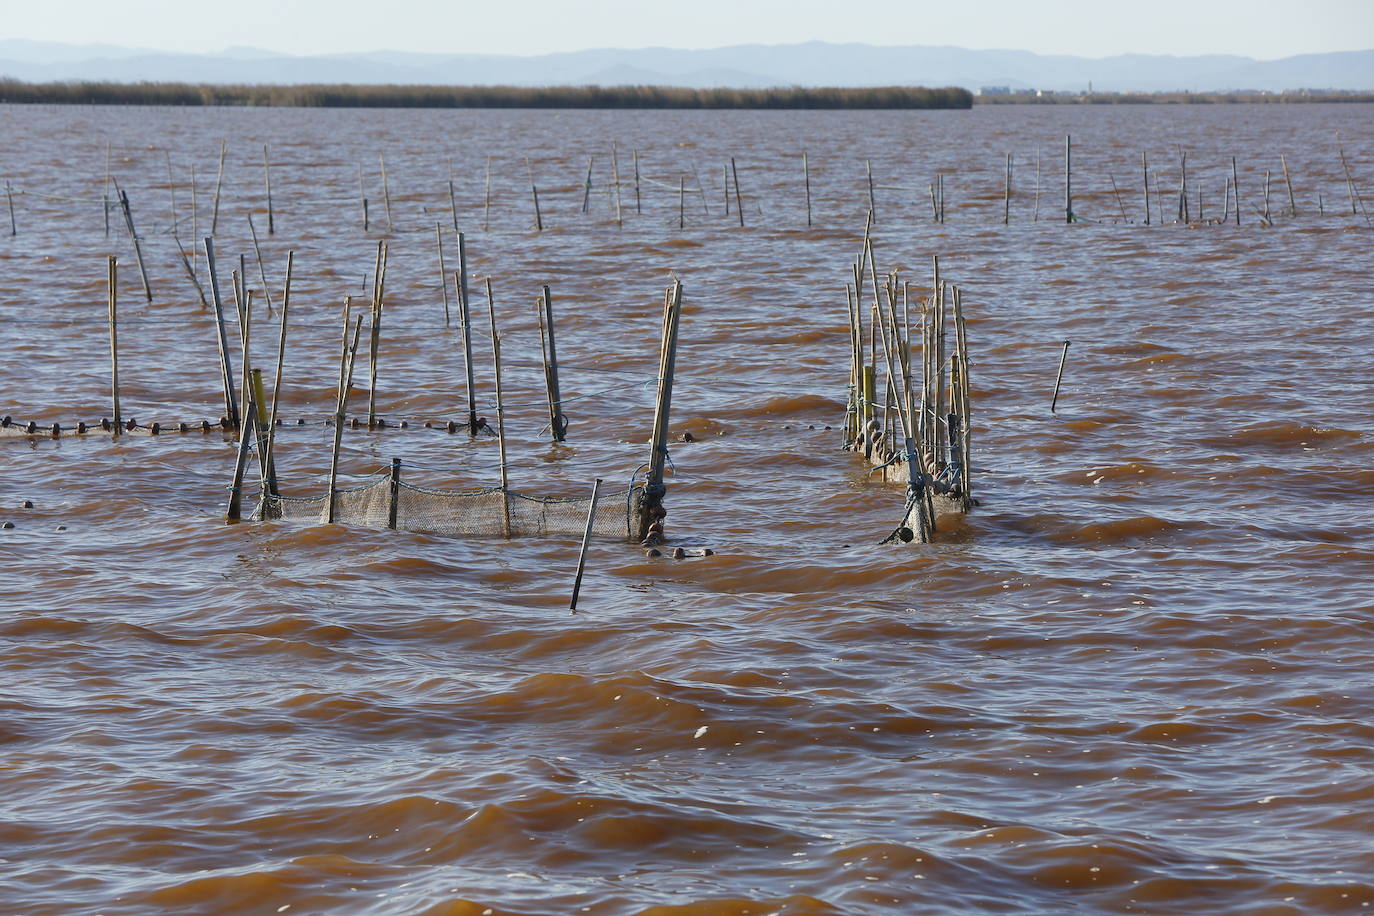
[974,88,1374,104]
[0,80,973,109]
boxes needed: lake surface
[2,101,1373,915]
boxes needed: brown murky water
[2,102,1374,915]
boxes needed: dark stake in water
[1,102,1373,915]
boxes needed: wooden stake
[358,162,368,232]
[803,151,812,227]
[611,144,623,227]
[249,368,275,510]
[211,139,226,236]
[1109,172,1129,222]
[633,149,642,215]
[1003,152,1012,224]
[1064,135,1073,224]
[483,156,492,231]
[1051,340,1070,413]
[116,186,152,302]
[457,232,478,434]
[367,240,387,426]
[537,284,567,442]
[531,182,544,232]
[379,153,394,232]
[1177,149,1188,223]
[581,155,594,213]
[569,478,602,611]
[226,386,258,522]
[1232,156,1241,226]
[107,256,121,433]
[1264,169,1273,224]
[731,157,744,227]
[204,237,240,427]
[387,458,401,529]
[638,280,683,541]
[263,144,274,235]
[486,278,511,537]
[1141,151,1150,225]
[1281,154,1297,217]
[679,176,685,229]
[247,212,275,314]
[262,249,292,511]
[866,159,876,221]
[327,311,365,524]
[1034,147,1042,222]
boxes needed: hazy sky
[8,0,1374,59]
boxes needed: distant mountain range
[2,39,1372,92]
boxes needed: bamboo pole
[1109,173,1129,222]
[435,223,451,326]
[803,151,812,227]
[261,249,292,512]
[638,280,683,541]
[531,182,544,231]
[1222,177,1232,223]
[226,386,258,522]
[1004,153,1012,224]
[203,237,240,426]
[249,368,275,511]
[367,241,387,426]
[211,139,226,236]
[731,157,744,227]
[327,309,364,524]
[263,144,274,235]
[107,256,121,434]
[633,149,642,215]
[569,478,603,611]
[1281,154,1297,217]
[486,278,511,538]
[679,176,685,229]
[387,458,401,530]
[1264,169,1273,224]
[456,232,478,434]
[581,155,594,213]
[1337,136,1368,224]
[235,274,253,424]
[1141,151,1150,225]
[691,160,709,216]
[1064,135,1073,224]
[1232,157,1241,226]
[866,159,876,221]
[1177,149,1188,223]
[103,140,111,236]
[190,163,199,265]
[379,153,394,232]
[358,162,368,232]
[537,284,567,442]
[611,145,623,227]
[483,156,492,231]
[116,186,153,302]
[1034,147,1042,222]
[247,213,275,314]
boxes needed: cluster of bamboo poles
[844,220,971,544]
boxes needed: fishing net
[258,477,646,541]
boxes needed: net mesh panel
[262,478,643,541]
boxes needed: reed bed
[0,80,973,110]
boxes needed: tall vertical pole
[639,280,683,541]
[456,232,478,434]
[203,237,240,427]
[803,151,812,227]
[1232,157,1241,226]
[107,256,121,434]
[387,458,401,530]
[486,278,511,537]
[537,284,567,442]
[1064,135,1073,224]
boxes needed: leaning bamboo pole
[486,278,511,538]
